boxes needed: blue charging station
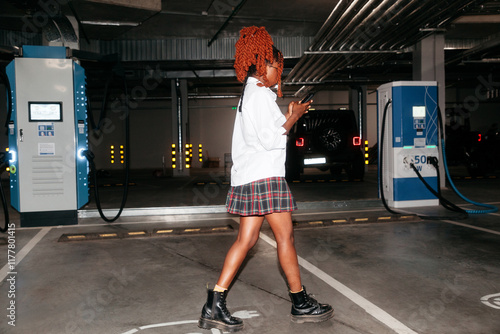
[377,81,439,208]
[6,45,89,226]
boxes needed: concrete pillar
[413,33,446,187]
[413,33,445,113]
[171,79,190,176]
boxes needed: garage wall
[88,96,240,171]
[1,82,498,172]
[86,89,358,171]
[447,85,500,135]
[187,97,238,169]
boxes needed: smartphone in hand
[300,92,315,104]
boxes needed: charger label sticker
[414,138,425,147]
[38,142,55,156]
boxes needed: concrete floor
[1,167,500,334]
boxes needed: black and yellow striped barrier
[58,225,234,242]
[293,215,420,228]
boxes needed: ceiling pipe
[358,0,420,50]
[304,50,400,54]
[298,50,398,83]
[316,54,364,82]
[308,0,353,51]
[446,35,500,65]
[293,0,412,83]
[305,55,344,82]
[370,0,433,50]
[316,54,370,83]
[342,0,404,50]
[315,0,371,51]
[325,0,384,51]
[462,58,500,63]
[207,0,248,47]
[434,0,490,27]
[287,0,493,85]
[302,54,342,83]
[0,45,20,56]
[371,0,441,50]
[338,0,393,50]
[381,0,467,50]
[285,55,316,83]
[284,78,377,85]
[287,0,369,81]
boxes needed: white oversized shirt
[230,77,287,186]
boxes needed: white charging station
[6,45,89,226]
[377,81,439,208]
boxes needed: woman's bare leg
[216,216,265,289]
[265,211,302,292]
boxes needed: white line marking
[139,320,198,329]
[119,320,199,334]
[0,227,51,282]
[121,312,259,333]
[122,320,198,334]
[256,231,418,334]
[443,220,500,236]
[121,330,138,334]
[480,292,500,309]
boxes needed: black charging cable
[83,70,130,223]
[378,99,401,216]
[409,160,468,219]
[82,148,129,223]
[0,68,12,233]
[0,153,10,233]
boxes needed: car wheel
[286,165,301,181]
[347,153,365,181]
[286,155,301,181]
[330,165,342,177]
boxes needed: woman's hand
[283,99,313,133]
[286,99,312,120]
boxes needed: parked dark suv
[286,109,365,180]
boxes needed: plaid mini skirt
[226,177,298,216]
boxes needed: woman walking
[199,26,334,332]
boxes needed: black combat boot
[289,286,334,323]
[198,288,244,332]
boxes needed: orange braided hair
[234,26,283,97]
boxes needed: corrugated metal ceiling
[0,0,499,96]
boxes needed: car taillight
[296,138,305,147]
[478,134,482,142]
[353,136,361,146]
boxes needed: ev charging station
[6,45,89,227]
[377,81,439,208]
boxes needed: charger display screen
[412,106,426,118]
[29,102,62,122]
